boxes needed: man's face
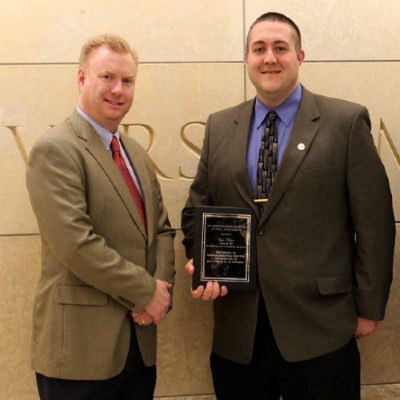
[245,20,304,108]
[77,45,137,132]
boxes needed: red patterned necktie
[255,111,278,211]
[111,135,146,230]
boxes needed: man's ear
[297,50,305,64]
[77,68,85,89]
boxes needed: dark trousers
[36,320,156,400]
[210,299,360,400]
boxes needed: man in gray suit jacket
[26,34,175,400]
[181,12,395,400]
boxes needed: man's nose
[263,49,277,64]
[111,80,123,94]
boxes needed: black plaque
[193,206,256,291]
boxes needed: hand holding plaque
[185,260,229,300]
[193,206,256,291]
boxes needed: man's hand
[130,310,154,326]
[144,279,172,324]
[355,317,379,339]
[185,258,228,300]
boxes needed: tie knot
[265,111,278,130]
[111,135,121,154]
[267,111,278,123]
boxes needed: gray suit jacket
[27,110,175,379]
[182,86,395,363]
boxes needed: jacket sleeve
[347,106,395,320]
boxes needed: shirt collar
[76,107,120,151]
[254,84,302,128]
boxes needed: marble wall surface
[0,0,399,399]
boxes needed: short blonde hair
[79,33,139,66]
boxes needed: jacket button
[258,229,264,236]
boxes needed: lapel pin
[297,143,305,151]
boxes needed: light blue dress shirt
[247,84,302,196]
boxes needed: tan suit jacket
[27,110,175,379]
[182,86,395,363]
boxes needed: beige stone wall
[0,1,399,399]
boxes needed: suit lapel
[228,100,260,216]
[70,111,147,239]
[260,88,320,224]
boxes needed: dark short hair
[246,12,302,52]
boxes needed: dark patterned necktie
[111,136,146,230]
[255,111,278,211]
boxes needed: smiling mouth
[106,99,123,106]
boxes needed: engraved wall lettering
[179,121,206,179]
[4,126,28,164]
[121,123,175,179]
[378,119,400,165]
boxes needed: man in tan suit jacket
[181,12,395,400]
[26,34,175,400]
